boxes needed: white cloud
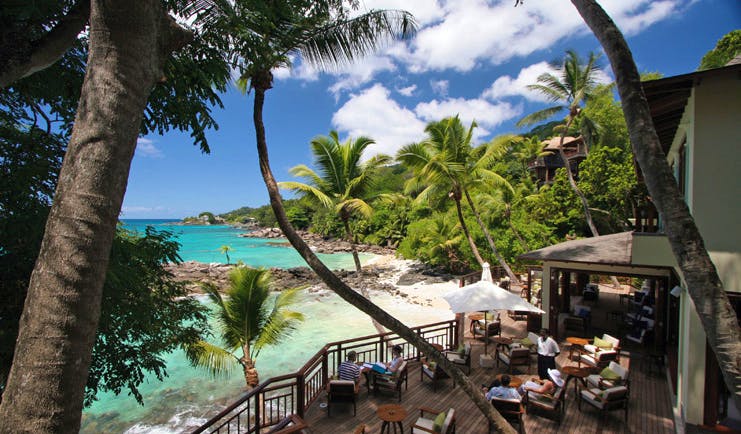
[121,205,168,216]
[135,138,163,158]
[414,98,522,142]
[328,54,396,98]
[352,0,446,26]
[430,79,449,96]
[332,84,427,157]
[394,0,678,73]
[396,84,417,96]
[481,61,613,103]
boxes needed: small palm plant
[185,267,304,389]
[219,245,232,264]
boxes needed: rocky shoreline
[165,257,456,305]
[240,228,395,255]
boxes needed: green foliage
[579,146,638,230]
[86,227,209,406]
[526,170,585,238]
[285,204,311,229]
[398,212,470,273]
[580,84,628,150]
[698,30,741,70]
[198,211,217,223]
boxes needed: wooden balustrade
[193,319,457,434]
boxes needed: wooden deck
[302,287,676,434]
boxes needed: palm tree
[279,131,390,273]
[516,50,603,237]
[397,117,519,283]
[219,245,232,264]
[186,267,304,388]
[571,0,741,409]
[198,2,514,430]
[512,135,553,181]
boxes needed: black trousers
[538,354,556,379]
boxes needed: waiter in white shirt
[536,328,560,379]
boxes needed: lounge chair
[327,380,357,416]
[586,361,629,389]
[497,346,531,374]
[584,333,621,360]
[443,342,471,374]
[373,361,408,402]
[579,349,618,371]
[579,385,629,421]
[525,385,565,424]
[490,398,525,434]
[421,360,450,391]
[410,407,456,434]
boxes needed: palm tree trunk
[251,81,516,433]
[463,189,519,284]
[342,216,363,272]
[0,2,189,432]
[452,192,485,267]
[571,0,741,410]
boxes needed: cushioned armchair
[497,346,531,373]
[327,380,357,416]
[473,319,501,340]
[579,349,618,371]
[421,361,450,391]
[584,334,620,354]
[490,398,525,434]
[443,342,471,374]
[579,385,629,421]
[411,407,456,434]
[525,385,565,424]
[373,361,408,402]
[586,361,629,390]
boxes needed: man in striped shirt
[338,351,361,392]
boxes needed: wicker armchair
[443,343,471,374]
[410,407,456,434]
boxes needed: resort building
[529,135,588,185]
[520,60,741,430]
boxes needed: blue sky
[121,0,740,219]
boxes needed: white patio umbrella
[443,263,544,353]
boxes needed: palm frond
[516,106,564,127]
[184,340,239,379]
[338,198,372,218]
[278,181,334,208]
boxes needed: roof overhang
[641,63,741,153]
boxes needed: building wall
[665,70,741,425]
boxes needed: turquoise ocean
[80,220,453,433]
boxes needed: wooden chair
[473,319,501,340]
[373,361,408,402]
[421,361,450,391]
[490,398,525,434]
[579,349,618,371]
[525,386,565,424]
[443,342,471,374]
[411,407,456,434]
[579,385,629,421]
[586,361,629,390]
[497,346,531,374]
[327,380,357,416]
[584,334,621,360]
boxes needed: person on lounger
[520,368,564,396]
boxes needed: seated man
[337,350,361,393]
[485,374,521,401]
[519,368,564,396]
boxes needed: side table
[561,366,591,400]
[377,404,406,434]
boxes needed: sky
[120,0,741,219]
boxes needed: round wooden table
[495,373,523,389]
[561,366,591,399]
[566,337,591,362]
[377,404,407,434]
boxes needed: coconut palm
[517,50,603,237]
[186,266,304,388]
[279,131,390,273]
[196,2,513,430]
[219,245,232,264]
[512,135,553,181]
[397,117,519,283]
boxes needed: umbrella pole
[483,311,488,355]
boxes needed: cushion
[600,367,621,381]
[428,361,437,370]
[520,337,533,347]
[457,345,466,357]
[593,336,613,350]
[432,411,446,432]
[464,343,471,356]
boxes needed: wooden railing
[192,319,458,434]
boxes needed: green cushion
[519,337,533,347]
[428,361,436,370]
[432,411,446,432]
[593,336,613,350]
[600,367,621,380]
[457,344,466,357]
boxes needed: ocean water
[120,219,370,270]
[81,292,454,433]
[79,220,446,433]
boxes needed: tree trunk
[250,80,515,433]
[452,190,485,267]
[241,357,259,389]
[571,0,741,410]
[463,189,519,284]
[0,2,190,432]
[342,215,362,272]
